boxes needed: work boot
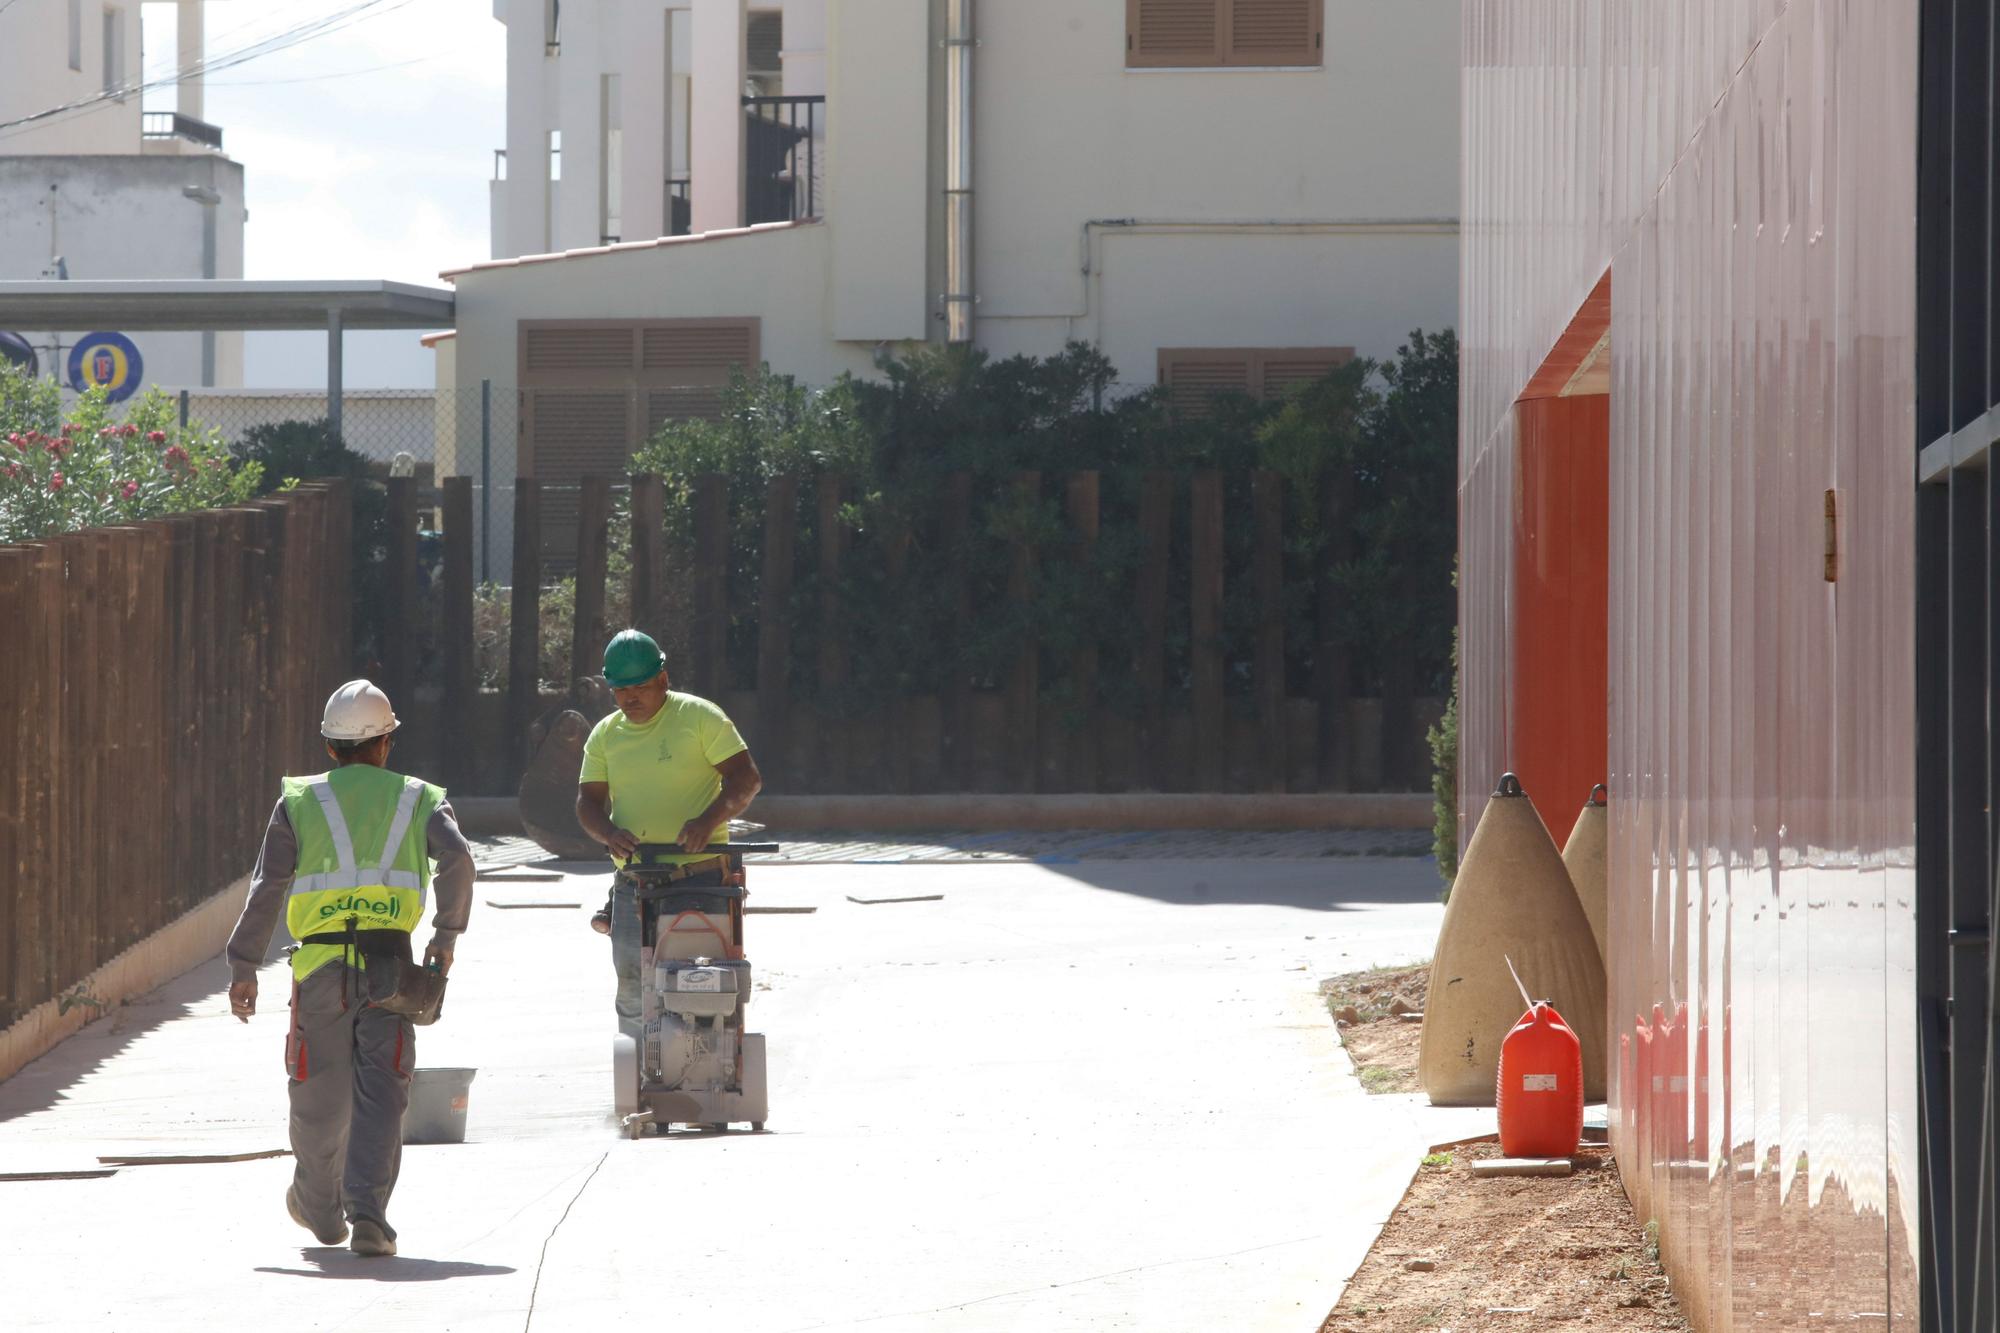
[350,1219,397,1258]
[286,1185,347,1245]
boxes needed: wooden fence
[419,470,1442,796]
[0,484,352,1027]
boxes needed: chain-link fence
[178,384,521,585]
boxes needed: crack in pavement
[522,1150,609,1333]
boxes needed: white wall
[458,0,1463,546]
[969,0,1460,376]
[0,153,246,389]
[825,0,925,342]
[0,1,146,156]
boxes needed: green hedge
[627,336,1457,721]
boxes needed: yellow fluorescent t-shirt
[579,692,747,863]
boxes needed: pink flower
[3,463,19,481]
[120,480,139,500]
[49,472,64,492]
[98,427,116,439]
[146,430,166,445]
[119,423,140,438]
[164,445,190,469]
[59,424,78,438]
[44,436,68,459]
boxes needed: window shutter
[1160,349,1256,416]
[1127,0,1223,68]
[640,322,756,370]
[1224,0,1321,67]
[647,387,727,429]
[523,327,634,374]
[1258,347,1353,396]
[527,391,631,565]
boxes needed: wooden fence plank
[508,479,543,782]
[441,477,476,791]
[384,477,417,714]
[940,472,973,790]
[1315,466,1355,790]
[0,549,23,1022]
[1189,470,1225,789]
[18,543,61,1011]
[1065,472,1101,791]
[692,472,730,699]
[756,474,798,777]
[629,473,665,640]
[882,518,914,794]
[816,475,847,792]
[1253,470,1287,793]
[1006,472,1041,793]
[570,475,611,686]
[1135,471,1172,791]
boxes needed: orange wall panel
[1511,395,1609,847]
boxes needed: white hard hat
[321,680,399,741]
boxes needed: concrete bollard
[1561,783,1609,968]
[1419,772,1608,1106]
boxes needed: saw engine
[646,957,751,1092]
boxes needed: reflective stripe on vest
[286,778,428,909]
[283,769,439,981]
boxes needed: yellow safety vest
[282,766,441,982]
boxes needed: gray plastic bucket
[403,1067,476,1144]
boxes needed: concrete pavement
[0,849,1492,1332]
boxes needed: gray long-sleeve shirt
[226,793,475,984]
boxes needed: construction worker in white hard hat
[224,680,475,1259]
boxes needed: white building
[444,0,1458,559]
[0,0,245,390]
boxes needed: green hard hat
[603,629,665,688]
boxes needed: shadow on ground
[255,1250,516,1282]
[0,935,286,1125]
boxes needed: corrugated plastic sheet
[1459,2,1919,1326]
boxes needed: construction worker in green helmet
[225,680,475,1259]
[576,630,763,1040]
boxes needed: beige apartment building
[439,0,1459,565]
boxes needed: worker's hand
[603,826,640,862]
[423,936,454,977]
[228,979,256,1024]
[677,818,718,855]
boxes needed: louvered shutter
[1127,0,1223,68]
[1224,0,1321,66]
[1160,349,1256,416]
[1259,346,1353,396]
[528,391,631,565]
[523,327,635,375]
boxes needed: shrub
[0,364,260,542]
[628,337,1458,725]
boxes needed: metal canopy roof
[0,280,455,331]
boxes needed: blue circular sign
[68,332,144,403]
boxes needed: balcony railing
[141,111,223,150]
[668,178,691,236]
[743,94,824,225]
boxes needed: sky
[141,0,507,387]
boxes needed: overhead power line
[0,0,419,142]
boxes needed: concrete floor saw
[612,841,781,1138]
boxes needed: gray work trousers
[611,879,643,1044]
[284,963,414,1239]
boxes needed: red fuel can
[1496,1002,1585,1158]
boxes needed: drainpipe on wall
[943,0,974,344]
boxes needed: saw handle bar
[629,841,782,865]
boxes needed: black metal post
[480,378,492,586]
